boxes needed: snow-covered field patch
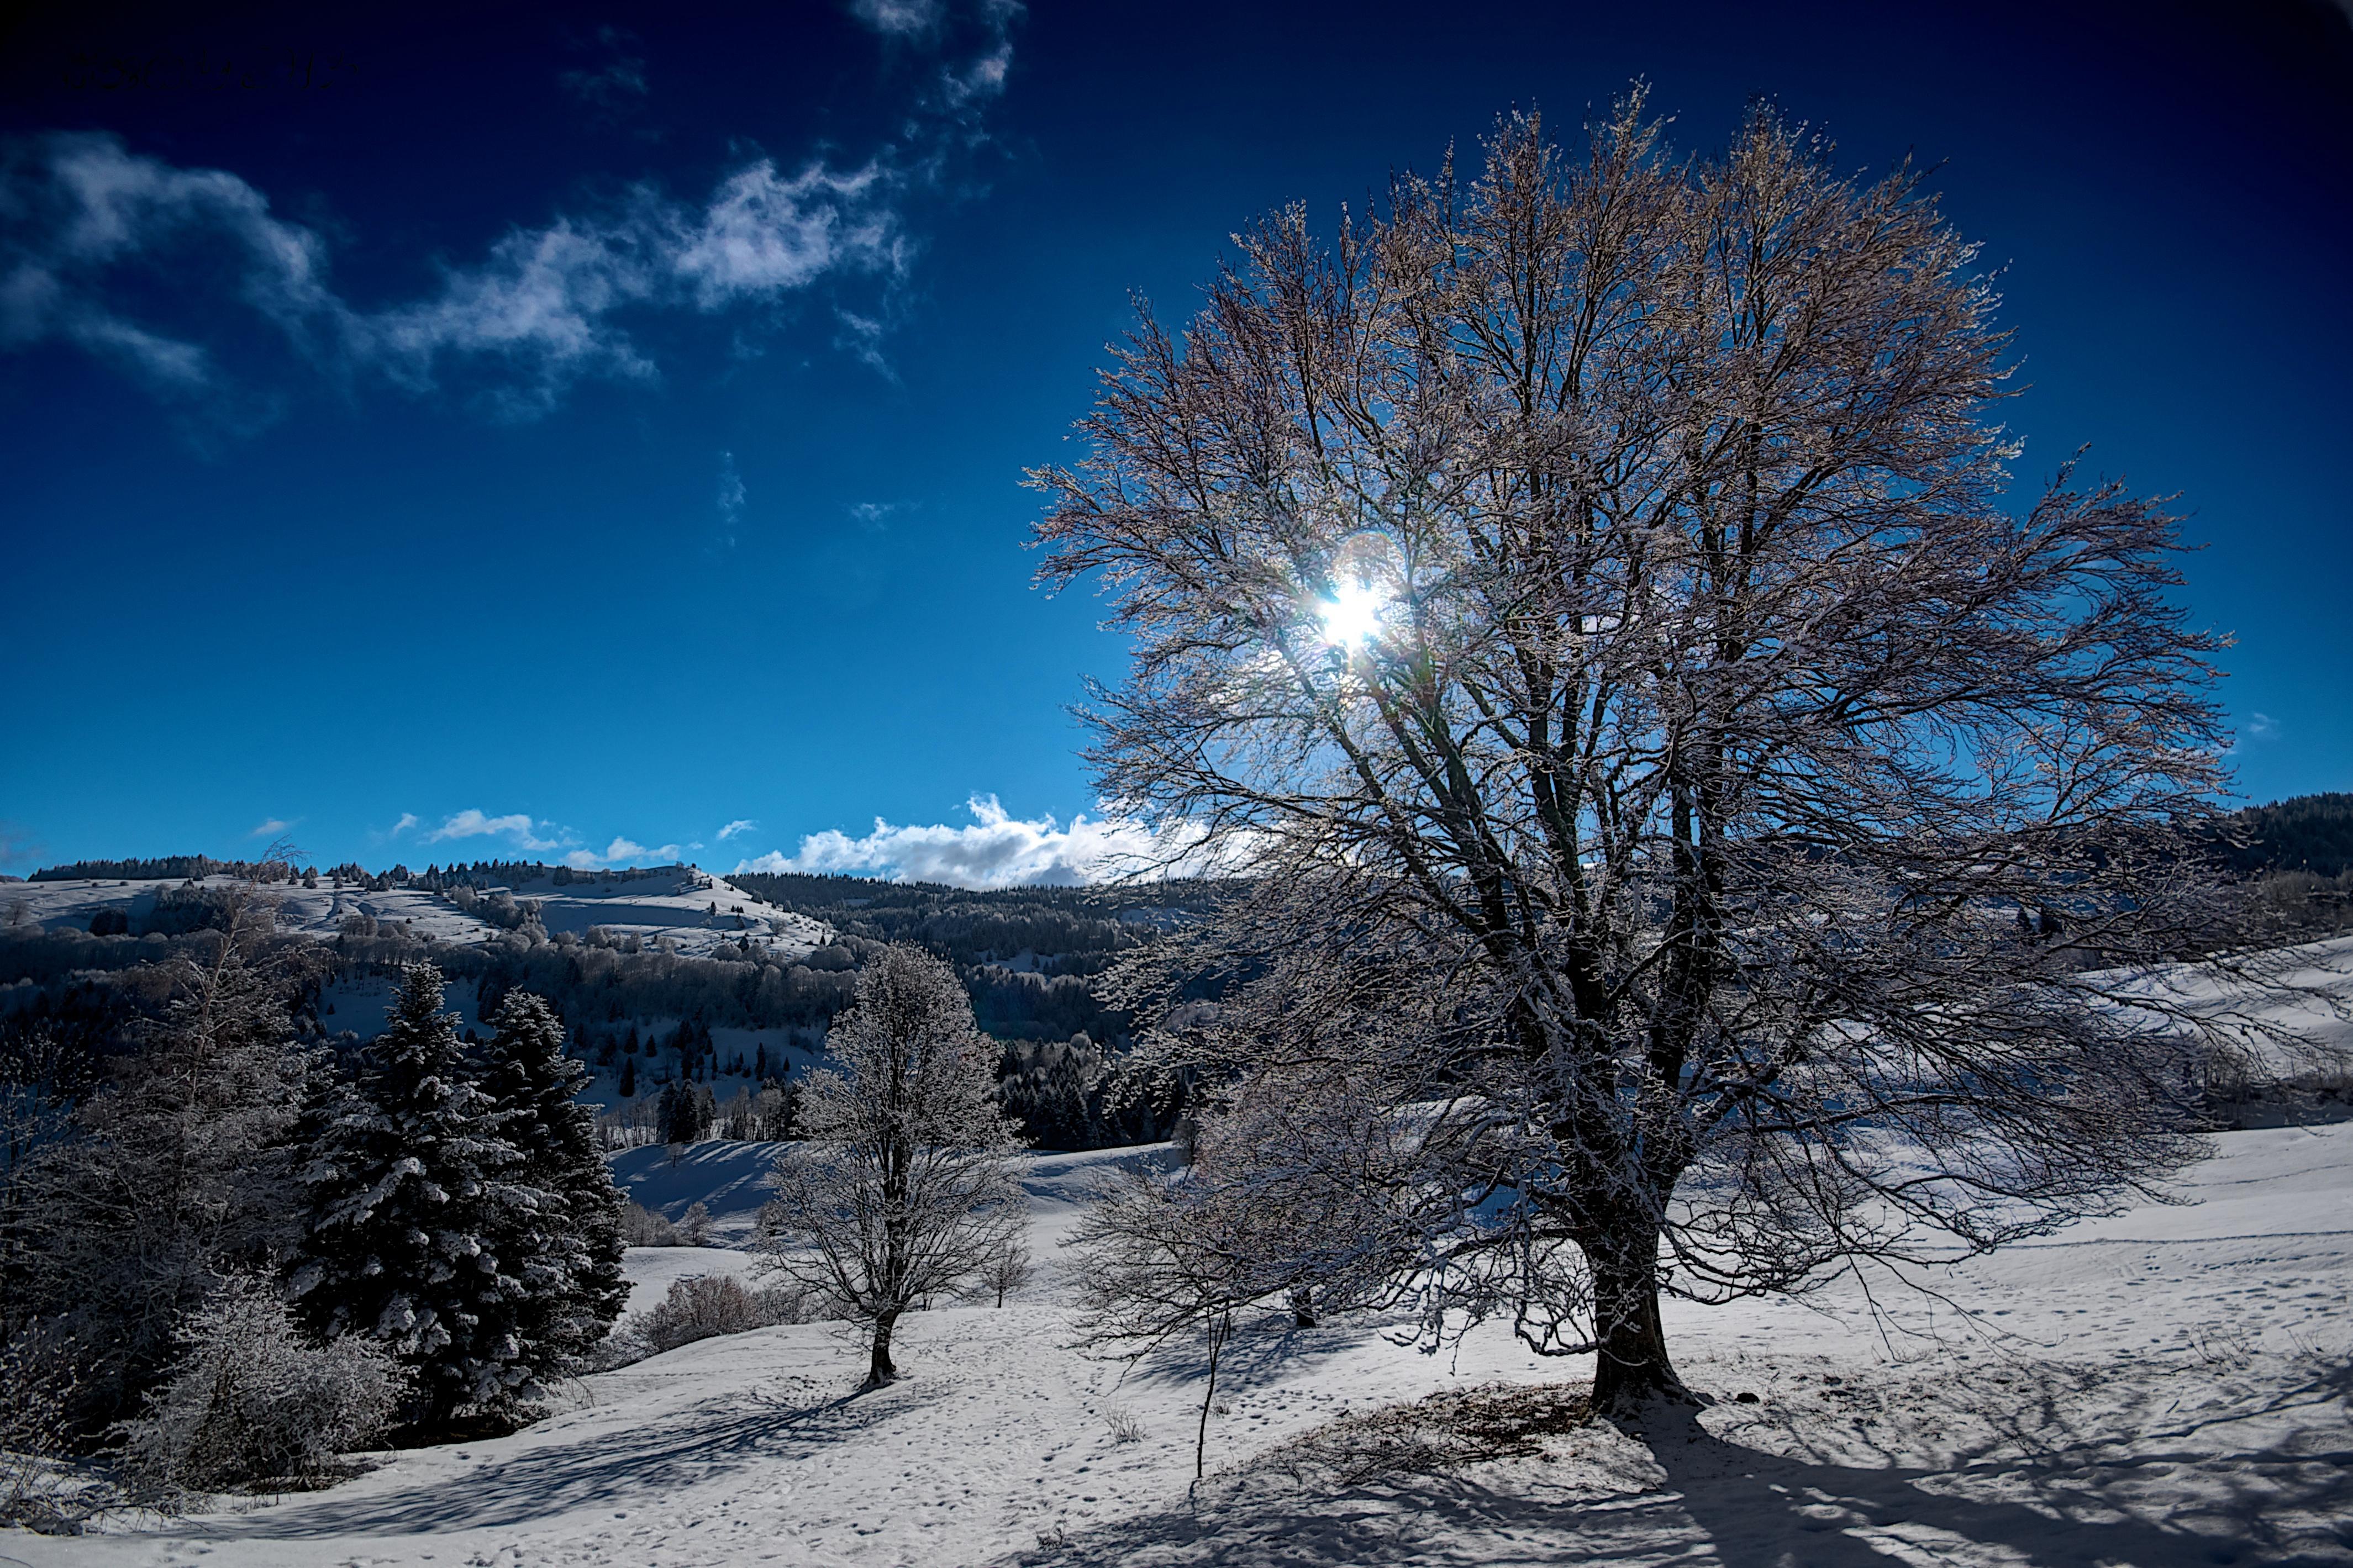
[10,1123,2349,1567]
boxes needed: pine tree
[618,1054,637,1098]
[288,964,538,1431]
[656,1079,700,1145]
[478,992,629,1375]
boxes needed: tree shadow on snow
[1023,1355,2353,1568]
[148,1377,939,1540]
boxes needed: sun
[1317,579,1387,651]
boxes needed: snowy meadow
[4,1117,2347,1568]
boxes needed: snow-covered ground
[608,1141,794,1243]
[10,1124,2348,1567]
[1,867,832,963]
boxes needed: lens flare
[1318,580,1387,651]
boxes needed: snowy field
[1,867,832,962]
[8,1127,2348,1568]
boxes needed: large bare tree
[1034,96,2233,1414]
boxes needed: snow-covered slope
[2,865,832,962]
[607,1141,792,1243]
[13,1123,2349,1567]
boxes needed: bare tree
[759,945,1024,1389]
[962,1233,1033,1308]
[1035,96,2234,1416]
[6,895,317,1430]
[1070,1079,1441,1476]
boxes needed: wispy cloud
[731,794,1220,890]
[560,27,649,111]
[2,136,906,421]
[2,4,1021,427]
[852,0,948,34]
[717,819,759,841]
[2247,711,2281,741]
[248,817,291,837]
[848,499,909,532]
[0,821,44,870]
[0,133,338,402]
[389,812,420,837]
[853,0,1022,125]
[716,451,745,548]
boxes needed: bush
[114,1275,406,1498]
[593,1274,824,1368]
[0,1327,88,1532]
[621,1201,683,1247]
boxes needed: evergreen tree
[288,964,538,1431]
[656,1079,699,1145]
[618,1054,637,1098]
[478,993,629,1374]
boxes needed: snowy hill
[2,864,833,962]
[12,1124,2349,1567]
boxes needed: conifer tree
[479,992,629,1372]
[289,964,538,1430]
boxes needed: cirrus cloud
[1,136,904,422]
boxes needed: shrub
[114,1275,406,1498]
[621,1201,682,1247]
[0,1327,87,1532]
[593,1274,825,1369]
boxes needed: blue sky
[2,0,2348,886]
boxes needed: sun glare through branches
[1317,580,1389,652]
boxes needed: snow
[10,1121,2349,1567]
[619,1247,765,1317]
[0,867,833,963]
[607,1141,794,1243]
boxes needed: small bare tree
[963,1234,1033,1307]
[1036,96,2236,1417]
[759,945,1024,1389]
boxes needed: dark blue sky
[3,0,2348,884]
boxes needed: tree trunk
[865,1311,900,1389]
[1193,1307,1230,1482]
[1585,1229,1690,1417]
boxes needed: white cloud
[248,817,291,837]
[389,812,420,837]
[717,819,759,840]
[2,136,905,419]
[420,809,563,853]
[2247,711,2281,741]
[671,161,901,308]
[565,836,682,870]
[731,794,1221,890]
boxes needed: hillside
[2,864,831,962]
[0,861,1223,1154]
